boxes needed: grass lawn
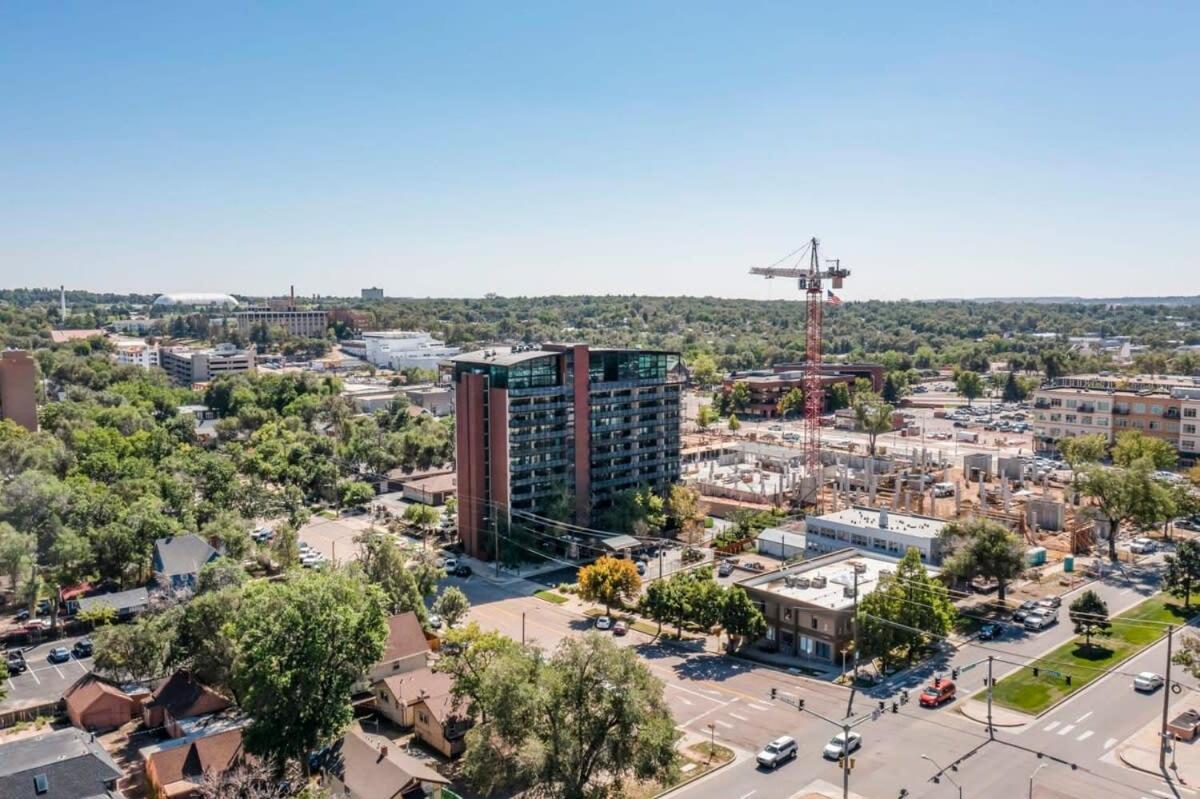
[622,741,734,799]
[987,594,1193,715]
[533,589,569,605]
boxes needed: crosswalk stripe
[729,713,749,722]
[715,719,733,729]
[1056,724,1075,736]
[1104,738,1118,749]
[748,703,772,712]
[1043,721,1060,732]
[1077,731,1094,742]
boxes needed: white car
[1129,538,1157,554]
[427,613,443,630]
[300,551,325,568]
[1134,672,1164,692]
[594,616,613,631]
[443,558,458,572]
[822,731,862,759]
[756,736,798,768]
[1023,611,1058,631]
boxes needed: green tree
[940,518,1025,602]
[881,372,903,404]
[1112,430,1177,470]
[857,549,954,667]
[696,405,719,430]
[432,585,470,628]
[1058,433,1109,472]
[1165,539,1200,609]
[197,557,248,594]
[854,393,895,456]
[1068,589,1110,649]
[0,523,34,599]
[689,353,719,388]
[664,484,704,542]
[337,479,376,510]
[578,556,642,615]
[954,370,984,407]
[1001,371,1024,402]
[93,608,182,683]
[434,622,522,721]
[403,503,440,550]
[272,524,301,570]
[913,345,937,370]
[776,387,804,420]
[719,585,767,651]
[461,634,678,799]
[233,570,388,773]
[728,381,751,414]
[1041,349,1069,382]
[727,414,741,432]
[355,531,429,622]
[1081,459,1174,560]
[640,578,681,637]
[828,381,851,411]
[175,585,243,694]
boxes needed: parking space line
[28,668,39,685]
[1043,721,1059,732]
[1075,711,1093,723]
[728,712,749,722]
[1077,731,1094,742]
[53,665,63,679]
[714,719,733,729]
[1056,724,1075,736]
[748,703,772,712]
[1104,738,1118,749]
[678,697,693,707]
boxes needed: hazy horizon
[4,3,1198,301]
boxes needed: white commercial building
[362,331,461,370]
[114,339,160,369]
[803,506,948,565]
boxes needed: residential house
[74,587,150,621]
[64,674,149,732]
[366,612,431,686]
[413,692,472,759]
[142,671,233,736]
[140,719,246,799]
[321,724,451,799]
[0,727,125,799]
[374,668,454,729]
[153,535,220,590]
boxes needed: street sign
[959,662,979,673]
[872,708,882,721]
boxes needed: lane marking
[1104,738,1118,749]
[1076,711,1093,723]
[748,703,772,712]
[1056,724,1075,736]
[1043,721,1060,732]
[678,697,693,707]
[1077,731,1094,742]
[729,712,750,722]
[714,719,734,729]
[739,793,757,799]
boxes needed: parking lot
[4,633,94,712]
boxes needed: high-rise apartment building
[361,287,385,300]
[0,350,37,432]
[451,344,682,558]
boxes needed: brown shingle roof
[147,727,244,788]
[380,612,429,664]
[379,667,453,706]
[327,724,448,799]
[64,674,134,715]
[146,671,231,720]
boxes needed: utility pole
[847,567,860,718]
[842,720,851,799]
[987,656,995,740]
[493,509,500,578]
[1161,624,1175,770]
[522,611,526,646]
[770,690,871,799]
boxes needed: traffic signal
[1032,667,1040,677]
[771,687,777,700]
[798,698,805,711]
[951,667,960,680]
[879,700,886,712]
[1065,674,1072,686]
[900,689,909,705]
[892,702,899,713]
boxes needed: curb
[728,651,844,689]
[955,702,1028,729]
[653,744,746,798]
[1116,747,1186,784]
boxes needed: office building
[363,331,461,371]
[451,344,682,558]
[803,506,948,565]
[722,363,884,418]
[159,344,255,385]
[361,287,385,300]
[235,306,329,339]
[738,548,937,664]
[0,350,37,432]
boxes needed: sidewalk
[957,698,1031,729]
[1119,709,1200,786]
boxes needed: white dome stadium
[152,292,239,307]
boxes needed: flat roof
[740,549,938,610]
[810,506,946,540]
[453,347,559,367]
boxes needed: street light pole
[842,722,851,799]
[1161,624,1175,770]
[921,754,962,799]
[1029,762,1047,799]
[987,656,995,740]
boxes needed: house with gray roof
[153,535,220,590]
[0,727,124,799]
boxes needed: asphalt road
[455,553,1193,798]
[3,633,94,710]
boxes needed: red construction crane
[750,237,850,504]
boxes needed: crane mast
[750,237,850,505]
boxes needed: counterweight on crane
[750,237,850,505]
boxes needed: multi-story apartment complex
[114,339,161,369]
[451,344,681,559]
[722,363,883,418]
[1032,378,1199,462]
[234,306,329,339]
[0,350,37,432]
[159,344,255,385]
[363,331,461,371]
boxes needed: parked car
[636,561,646,576]
[443,558,458,573]
[5,650,26,674]
[1037,595,1062,610]
[594,615,612,631]
[1129,537,1157,554]
[717,560,736,578]
[822,731,863,759]
[932,482,955,498]
[1023,611,1058,631]
[14,608,29,622]
[72,638,94,658]
[1012,600,1040,622]
[756,736,798,768]
[454,563,473,578]
[1134,672,1165,692]
[977,623,1001,641]
[919,678,957,708]
[47,647,71,664]
[612,620,628,636]
[427,614,443,630]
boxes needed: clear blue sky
[3,2,1197,300]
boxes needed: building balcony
[1113,407,1130,415]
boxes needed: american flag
[827,290,842,305]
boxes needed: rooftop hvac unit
[843,585,857,598]
[783,575,796,588]
[795,576,811,589]
[879,569,893,580]
[810,575,827,588]
[852,561,868,574]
